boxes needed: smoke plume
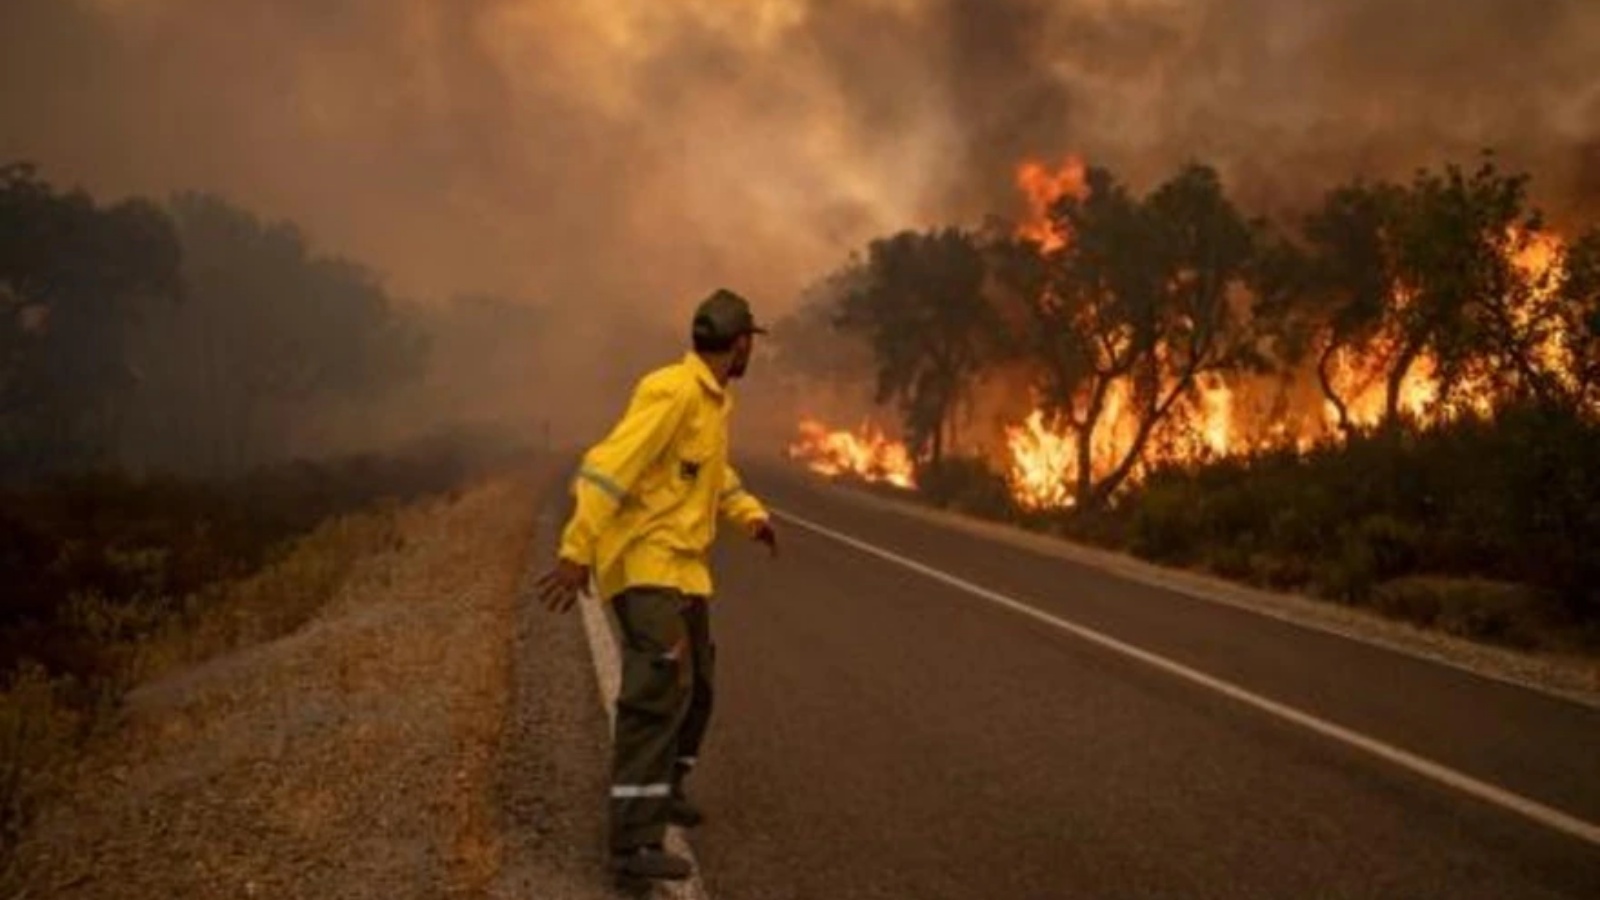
[3,0,1597,442]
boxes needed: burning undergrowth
[787,417,917,490]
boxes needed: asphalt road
[681,467,1600,899]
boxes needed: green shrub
[1246,552,1313,590]
[1374,577,1548,649]
[0,664,81,865]
[1370,578,1445,626]
[1311,534,1377,603]
[0,451,467,683]
[1350,515,1424,581]
[1093,402,1600,638]
[919,457,1017,520]
[1129,478,1204,561]
[1202,544,1254,581]
[1265,503,1324,558]
[1433,581,1546,650]
[0,457,446,873]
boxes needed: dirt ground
[11,469,626,900]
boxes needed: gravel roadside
[8,469,612,900]
[487,500,620,900]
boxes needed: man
[537,288,778,884]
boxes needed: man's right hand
[537,558,591,613]
[750,518,779,558]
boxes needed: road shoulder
[489,500,621,900]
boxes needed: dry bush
[0,452,478,872]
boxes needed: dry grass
[0,663,83,880]
[6,472,541,899]
[129,507,407,684]
[0,504,416,888]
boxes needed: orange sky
[4,0,1598,324]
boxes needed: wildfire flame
[998,224,1578,509]
[1510,229,1573,394]
[1004,373,1239,510]
[791,165,1580,513]
[1014,156,1088,253]
[1006,409,1078,509]
[1323,337,1440,429]
[1320,228,1568,430]
[787,417,916,489]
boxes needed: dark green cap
[691,288,766,345]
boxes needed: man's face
[728,333,755,380]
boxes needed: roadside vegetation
[0,164,546,875]
[0,453,473,871]
[1087,406,1593,653]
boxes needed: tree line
[797,154,1600,510]
[0,164,556,483]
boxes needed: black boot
[668,791,703,828]
[610,843,693,881]
[669,763,704,827]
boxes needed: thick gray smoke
[3,0,1597,444]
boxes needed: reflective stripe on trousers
[612,783,673,799]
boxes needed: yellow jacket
[559,353,769,600]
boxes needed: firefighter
[537,288,778,883]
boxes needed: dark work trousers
[608,587,715,852]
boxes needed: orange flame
[1005,409,1078,509]
[1510,228,1574,394]
[1014,156,1088,253]
[1323,337,1440,429]
[787,417,916,489]
[1321,227,1570,429]
[1005,373,1242,510]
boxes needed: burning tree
[834,228,1002,467]
[1271,158,1572,431]
[785,152,1599,517]
[1259,178,1405,433]
[1023,163,1262,510]
[1559,228,1600,414]
[1392,160,1549,416]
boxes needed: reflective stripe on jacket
[558,352,768,600]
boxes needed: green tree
[834,228,1000,466]
[0,163,181,480]
[1031,164,1261,508]
[121,193,422,473]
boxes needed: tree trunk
[1317,338,1352,433]
[1073,377,1110,508]
[1093,366,1196,508]
[1384,338,1424,428]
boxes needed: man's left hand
[537,558,591,613]
[750,519,779,558]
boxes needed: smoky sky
[3,0,1599,320]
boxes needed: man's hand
[750,519,779,558]
[537,558,591,613]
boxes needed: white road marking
[775,507,1600,849]
[572,562,711,899]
